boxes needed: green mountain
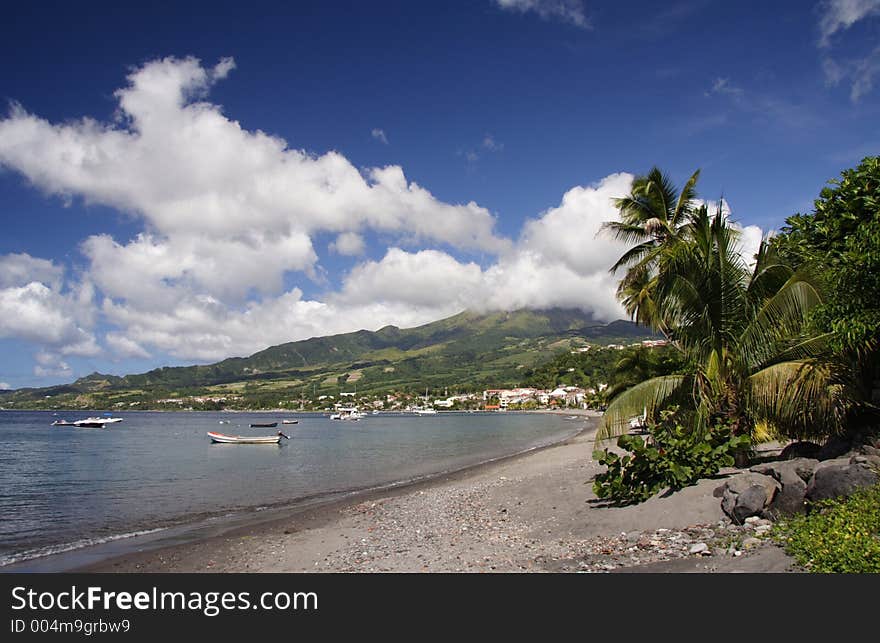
[4,308,656,409]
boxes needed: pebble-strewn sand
[84,414,796,573]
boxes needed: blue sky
[0,0,878,389]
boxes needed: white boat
[330,407,365,420]
[207,431,289,444]
[413,387,438,415]
[72,416,124,428]
[282,419,299,424]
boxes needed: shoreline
[2,411,590,573]
[74,410,795,573]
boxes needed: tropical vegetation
[594,160,879,502]
[597,167,835,446]
[771,482,880,573]
[1,309,654,410]
[593,406,749,504]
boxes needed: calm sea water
[0,410,583,568]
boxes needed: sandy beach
[80,412,797,573]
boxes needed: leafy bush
[772,483,880,573]
[592,407,751,505]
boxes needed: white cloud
[371,128,388,144]
[0,253,64,290]
[338,248,484,309]
[818,0,880,47]
[0,278,99,357]
[0,382,10,390]
[33,350,72,378]
[821,44,880,102]
[817,1,880,100]
[105,333,151,359]
[0,56,510,310]
[328,232,366,256]
[494,0,591,29]
[90,175,641,363]
[0,252,99,362]
[0,56,771,378]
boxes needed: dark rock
[766,470,808,517]
[805,463,880,502]
[779,441,821,460]
[850,454,880,469]
[816,435,853,460]
[750,458,819,484]
[734,486,771,523]
[717,473,780,523]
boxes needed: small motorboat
[70,416,123,428]
[51,420,76,426]
[249,422,278,428]
[281,419,298,424]
[208,431,289,444]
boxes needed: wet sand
[79,411,796,573]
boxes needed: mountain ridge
[4,308,657,408]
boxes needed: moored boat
[249,422,278,428]
[330,407,364,420]
[70,416,124,428]
[207,431,289,444]
[281,419,298,424]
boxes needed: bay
[0,409,582,568]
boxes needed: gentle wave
[0,527,167,568]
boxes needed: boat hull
[207,431,284,444]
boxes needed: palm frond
[747,361,848,440]
[738,276,823,370]
[596,375,688,444]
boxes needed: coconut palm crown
[598,169,846,445]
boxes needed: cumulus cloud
[493,0,591,29]
[82,172,639,364]
[328,232,366,256]
[105,333,151,360]
[371,128,388,144]
[0,382,11,390]
[0,254,99,359]
[0,253,64,290]
[0,56,509,309]
[33,350,73,378]
[0,56,769,380]
[337,248,484,309]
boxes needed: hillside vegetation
[2,308,655,410]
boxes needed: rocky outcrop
[718,434,880,521]
[714,473,780,523]
[750,458,819,517]
[805,462,880,502]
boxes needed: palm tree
[598,197,844,447]
[601,167,700,332]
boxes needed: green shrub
[772,483,880,573]
[592,407,750,505]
